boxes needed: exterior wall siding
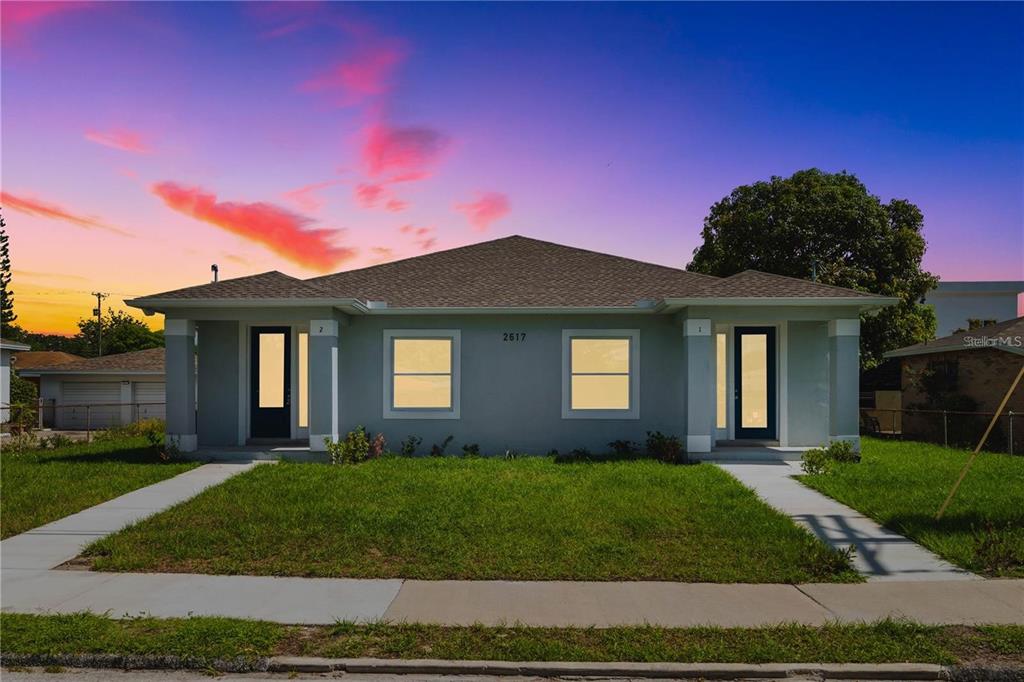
[786,321,830,446]
[339,314,686,454]
[197,321,240,445]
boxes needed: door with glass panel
[250,327,291,438]
[733,327,776,440]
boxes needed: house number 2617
[503,332,526,342]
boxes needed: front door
[250,327,290,438]
[733,326,776,440]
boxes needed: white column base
[686,434,712,453]
[309,434,338,452]
[829,435,861,453]
[166,433,198,453]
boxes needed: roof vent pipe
[211,264,219,282]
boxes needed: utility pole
[91,292,108,356]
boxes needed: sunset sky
[2,1,1022,334]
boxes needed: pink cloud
[354,182,386,208]
[362,123,449,178]
[455,192,511,232]
[1,1,92,44]
[283,179,341,212]
[150,182,356,271]
[385,198,408,212]
[369,246,395,264]
[400,224,437,251]
[301,41,407,105]
[85,129,152,154]
[1,190,131,237]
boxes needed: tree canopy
[6,309,163,357]
[687,169,937,369]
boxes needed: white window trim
[382,329,461,419]
[561,329,640,420]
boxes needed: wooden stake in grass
[936,362,1024,520]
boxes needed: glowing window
[298,332,308,428]
[392,338,453,409]
[570,338,631,410]
[740,333,768,428]
[716,333,726,429]
[257,333,285,408]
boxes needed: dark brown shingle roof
[26,348,165,373]
[886,316,1024,358]
[308,236,717,307]
[12,351,84,370]
[687,270,881,299]
[142,271,332,300]
[132,235,882,308]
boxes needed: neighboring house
[127,236,895,454]
[18,348,166,429]
[885,316,1024,450]
[924,281,1024,338]
[11,351,84,391]
[0,338,32,423]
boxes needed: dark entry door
[250,327,290,438]
[733,327,777,440]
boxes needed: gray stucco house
[127,236,894,455]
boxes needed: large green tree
[687,169,937,369]
[75,308,164,357]
[1,214,16,335]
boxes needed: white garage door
[59,382,122,430]
[133,382,165,421]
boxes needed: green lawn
[4,613,1022,667]
[1,437,198,539]
[84,457,858,582]
[799,437,1024,577]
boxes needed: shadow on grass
[35,447,174,465]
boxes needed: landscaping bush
[554,447,593,463]
[429,435,454,457]
[93,419,165,448]
[325,426,381,465]
[609,439,640,458]
[646,431,685,464]
[461,443,481,457]
[399,435,422,457]
[801,440,860,475]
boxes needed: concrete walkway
[716,461,976,581]
[4,462,1021,627]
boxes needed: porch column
[309,319,339,451]
[684,318,713,453]
[164,319,197,452]
[828,318,861,452]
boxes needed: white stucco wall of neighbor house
[925,281,1024,338]
[1,340,31,423]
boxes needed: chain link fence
[861,407,1021,455]
[1,401,166,440]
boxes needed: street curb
[4,654,1023,680]
[267,656,954,679]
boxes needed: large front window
[383,330,461,419]
[562,330,639,419]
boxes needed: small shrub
[326,426,371,465]
[40,434,74,449]
[3,431,38,454]
[399,435,422,457]
[546,449,559,457]
[93,418,165,447]
[801,440,860,475]
[430,435,454,457]
[608,439,640,458]
[368,432,387,459]
[503,449,521,460]
[646,431,684,464]
[461,443,481,457]
[802,544,856,580]
[555,447,592,464]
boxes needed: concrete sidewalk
[716,461,976,581]
[3,461,1020,627]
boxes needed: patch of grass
[1,437,198,539]
[85,457,858,582]
[798,437,1024,577]
[3,613,1022,666]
